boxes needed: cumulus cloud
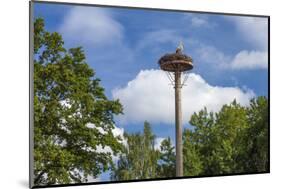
[228,16,268,50]
[193,17,268,70]
[195,43,268,70]
[59,6,124,47]
[112,70,255,124]
[230,50,268,69]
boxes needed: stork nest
[158,53,193,65]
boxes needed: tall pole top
[157,42,194,87]
[158,42,193,73]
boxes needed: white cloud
[228,17,268,50]
[195,44,230,67]
[195,43,268,70]
[193,17,268,70]
[230,50,268,69]
[59,7,124,47]
[112,70,255,124]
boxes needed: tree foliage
[111,121,160,180]
[184,97,269,176]
[236,97,269,172]
[183,129,203,176]
[157,137,176,178]
[33,18,124,185]
[111,97,268,180]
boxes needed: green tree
[188,107,217,175]
[187,97,268,176]
[236,96,269,172]
[183,129,203,176]
[189,101,248,175]
[33,18,124,185]
[212,100,248,174]
[157,137,176,178]
[111,121,160,180]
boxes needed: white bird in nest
[176,41,184,54]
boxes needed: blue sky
[34,2,268,182]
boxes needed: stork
[176,41,184,54]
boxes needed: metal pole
[175,71,183,177]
